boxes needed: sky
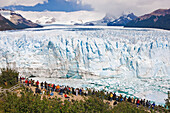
[0,0,170,16]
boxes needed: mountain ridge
[107,13,137,26]
[0,9,42,31]
[125,8,170,30]
[0,14,17,31]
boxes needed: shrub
[0,68,19,88]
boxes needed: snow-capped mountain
[10,12,42,29]
[0,9,42,30]
[16,11,105,25]
[86,13,116,26]
[107,13,137,26]
[101,13,116,23]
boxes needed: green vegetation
[113,102,148,113]
[0,87,151,113]
[0,68,19,88]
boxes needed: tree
[0,68,19,88]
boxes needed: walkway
[0,84,21,93]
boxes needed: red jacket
[36,81,39,85]
[64,94,67,98]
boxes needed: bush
[0,68,19,88]
[112,102,148,113]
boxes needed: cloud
[1,0,169,16]
[82,0,170,16]
[0,0,48,7]
[3,0,93,12]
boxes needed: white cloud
[0,0,169,16]
[82,0,170,16]
[0,0,47,7]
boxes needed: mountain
[86,13,116,26]
[107,13,137,26]
[0,9,42,30]
[14,11,104,25]
[10,12,42,29]
[0,14,17,31]
[125,9,170,30]
[102,13,116,23]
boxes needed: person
[81,88,85,96]
[59,89,63,95]
[131,97,134,103]
[70,87,72,95]
[136,99,140,107]
[45,81,47,89]
[76,88,79,96]
[56,85,60,92]
[31,80,34,86]
[140,99,143,105]
[41,82,43,89]
[85,90,88,96]
[64,94,70,98]
[29,80,31,86]
[143,99,146,107]
[110,93,113,101]
[72,87,75,95]
[113,92,116,100]
[88,88,92,95]
[51,84,54,91]
[25,79,28,86]
[120,96,123,102]
[36,80,39,88]
[50,84,53,91]
[128,97,131,103]
[148,101,151,109]
[20,76,22,82]
[119,94,123,102]
[152,102,155,109]
[79,88,82,95]
[146,100,149,108]
[48,84,50,90]
[53,84,55,91]
[27,79,29,86]
[124,96,127,101]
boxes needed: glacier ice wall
[0,27,169,79]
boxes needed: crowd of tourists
[20,77,156,109]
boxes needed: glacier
[0,26,169,105]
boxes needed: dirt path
[26,85,116,107]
